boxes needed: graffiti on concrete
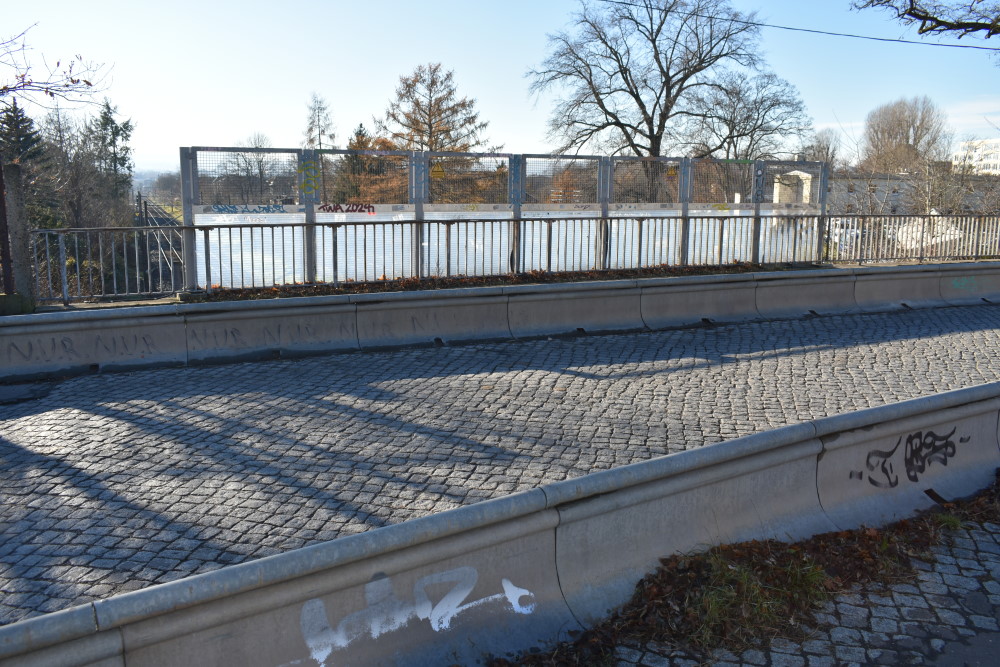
[299,566,535,665]
[318,204,376,214]
[210,204,290,214]
[5,334,160,365]
[951,276,978,292]
[850,428,967,488]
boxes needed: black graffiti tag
[904,428,960,482]
[852,428,966,488]
[863,439,902,488]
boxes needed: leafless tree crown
[529,0,774,157]
[861,96,952,172]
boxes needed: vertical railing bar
[58,233,69,305]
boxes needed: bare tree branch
[854,1,1000,38]
[1,26,106,104]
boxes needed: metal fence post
[751,161,764,264]
[300,150,319,284]
[817,162,830,262]
[680,157,691,266]
[598,156,611,270]
[58,233,69,306]
[509,154,523,274]
[411,152,427,278]
[180,148,200,291]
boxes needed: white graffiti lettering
[299,566,535,665]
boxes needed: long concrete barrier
[506,280,644,338]
[7,262,1000,382]
[354,288,510,349]
[184,296,359,364]
[853,265,948,311]
[640,273,758,329]
[4,384,1000,666]
[939,263,1000,306]
[754,269,857,319]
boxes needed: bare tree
[528,0,762,157]
[1,26,104,103]
[861,96,952,173]
[376,63,494,152]
[801,128,842,168]
[683,71,812,159]
[303,93,335,150]
[853,1,1000,38]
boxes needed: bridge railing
[29,213,1000,304]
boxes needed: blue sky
[5,0,998,171]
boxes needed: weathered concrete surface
[4,304,1000,630]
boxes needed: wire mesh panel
[690,160,756,208]
[611,158,682,205]
[317,150,411,205]
[427,154,509,206]
[763,162,824,212]
[523,156,600,207]
[195,149,301,206]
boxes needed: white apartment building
[953,138,1000,175]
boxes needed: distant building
[953,138,1000,175]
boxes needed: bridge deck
[3,304,1000,625]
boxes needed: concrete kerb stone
[936,262,1000,306]
[854,265,948,311]
[753,268,858,318]
[816,397,1000,531]
[639,273,759,329]
[116,511,570,666]
[504,280,644,338]
[543,423,834,624]
[0,308,188,382]
[0,489,561,666]
[351,287,511,348]
[181,296,359,363]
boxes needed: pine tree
[376,63,494,152]
[90,99,133,198]
[0,98,44,164]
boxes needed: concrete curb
[7,262,1000,383]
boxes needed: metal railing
[33,226,185,304]
[823,215,1000,264]
[31,213,1000,304]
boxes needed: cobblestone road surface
[3,305,1000,650]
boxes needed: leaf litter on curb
[487,470,1000,666]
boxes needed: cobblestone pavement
[3,304,1000,640]
[615,522,1000,666]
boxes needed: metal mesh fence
[427,154,509,206]
[690,160,755,207]
[195,149,301,206]
[524,156,600,205]
[763,162,824,209]
[611,158,682,204]
[317,150,411,205]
